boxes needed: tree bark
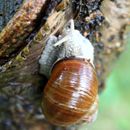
[0,0,130,130]
[0,0,23,31]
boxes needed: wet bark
[0,0,130,130]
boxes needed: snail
[39,20,98,126]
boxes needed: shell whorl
[42,58,98,126]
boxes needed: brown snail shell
[42,58,98,126]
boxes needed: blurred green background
[80,31,130,130]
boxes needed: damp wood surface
[0,0,130,130]
[0,0,48,65]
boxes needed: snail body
[39,20,98,126]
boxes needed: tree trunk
[0,0,130,130]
